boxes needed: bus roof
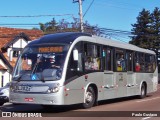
[28,32,155,55]
[92,35,155,54]
[27,32,91,46]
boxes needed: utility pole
[73,0,84,32]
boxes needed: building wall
[7,38,28,57]
[0,59,11,87]
[0,71,11,87]
[0,38,28,87]
[12,38,27,48]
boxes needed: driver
[51,56,64,69]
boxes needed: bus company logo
[2,112,11,117]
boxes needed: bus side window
[84,43,101,71]
[127,51,133,71]
[135,52,145,72]
[115,49,126,71]
[151,55,156,72]
[145,54,156,72]
[103,47,112,71]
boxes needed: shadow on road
[97,95,152,106]
[0,103,82,113]
[0,95,153,113]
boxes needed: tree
[39,18,59,34]
[39,17,102,35]
[130,9,153,49]
[130,7,160,71]
[151,7,160,71]
[151,7,160,50]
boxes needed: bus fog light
[50,100,55,103]
[47,89,51,93]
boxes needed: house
[0,27,43,87]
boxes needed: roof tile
[0,27,44,69]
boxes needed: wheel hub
[85,92,93,103]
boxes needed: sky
[0,0,160,41]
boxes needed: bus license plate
[15,85,31,92]
[24,98,34,102]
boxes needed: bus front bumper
[9,92,64,105]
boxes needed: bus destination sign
[38,46,63,53]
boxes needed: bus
[9,32,158,108]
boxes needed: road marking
[142,117,151,120]
[136,97,160,103]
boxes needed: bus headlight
[10,86,14,92]
[52,87,60,93]
[47,84,60,93]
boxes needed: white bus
[10,32,158,108]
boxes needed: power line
[0,24,39,25]
[83,0,95,18]
[0,14,74,18]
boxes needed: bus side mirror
[73,49,78,61]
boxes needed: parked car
[0,83,10,106]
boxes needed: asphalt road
[1,84,160,120]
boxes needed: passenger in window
[153,63,156,71]
[120,54,126,70]
[34,56,46,72]
[117,54,125,71]
[85,57,92,70]
[91,58,99,70]
[117,61,122,71]
[141,63,145,71]
[97,58,100,70]
[135,62,140,72]
[148,63,152,72]
[51,56,64,69]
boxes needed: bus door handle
[126,84,132,87]
[126,84,134,87]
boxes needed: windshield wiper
[17,75,22,82]
[13,74,23,82]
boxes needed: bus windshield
[13,45,68,81]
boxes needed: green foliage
[38,17,100,35]
[130,8,160,51]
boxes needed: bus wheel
[41,105,53,109]
[139,83,146,99]
[0,102,4,106]
[82,86,95,109]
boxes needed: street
[0,84,160,120]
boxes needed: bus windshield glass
[13,45,68,81]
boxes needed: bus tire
[139,83,147,99]
[41,105,53,109]
[0,102,4,106]
[82,86,96,109]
